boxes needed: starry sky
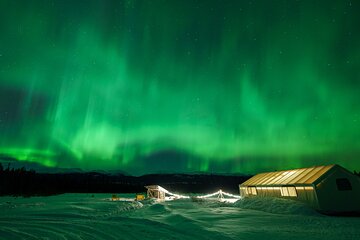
[0,0,359,175]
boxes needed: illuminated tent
[239,164,360,214]
[145,185,166,200]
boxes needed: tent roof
[145,185,161,190]
[145,185,167,192]
[241,164,336,187]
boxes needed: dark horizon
[0,162,252,197]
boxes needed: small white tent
[239,164,360,214]
[145,185,166,200]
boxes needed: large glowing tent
[239,164,360,214]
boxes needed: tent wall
[240,185,319,209]
[315,167,360,213]
[256,187,281,197]
[294,186,319,209]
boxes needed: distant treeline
[0,163,251,197]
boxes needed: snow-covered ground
[0,194,359,239]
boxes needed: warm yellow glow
[136,194,145,201]
[246,186,257,195]
[280,186,297,197]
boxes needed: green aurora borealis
[0,0,359,175]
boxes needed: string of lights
[161,187,241,200]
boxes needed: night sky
[0,0,359,175]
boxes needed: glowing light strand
[196,191,221,198]
[221,191,241,199]
[161,187,241,200]
[158,186,190,199]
